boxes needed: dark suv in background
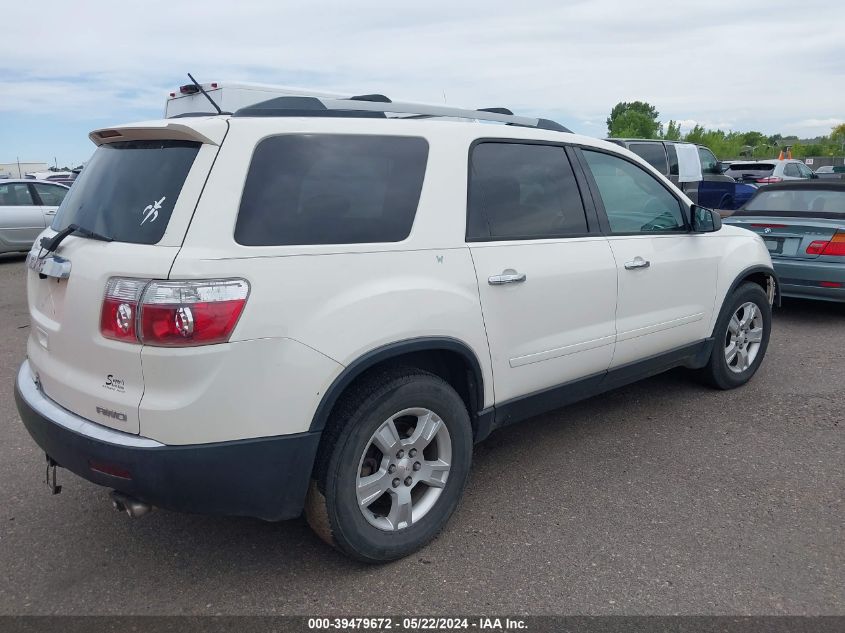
[607,139,754,210]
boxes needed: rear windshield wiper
[39,223,113,254]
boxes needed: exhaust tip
[110,491,152,518]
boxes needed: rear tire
[305,367,473,563]
[699,282,771,389]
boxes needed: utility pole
[16,156,22,179]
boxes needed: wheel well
[741,271,770,293]
[738,270,777,306]
[308,347,483,487]
[335,349,480,420]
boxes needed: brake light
[807,233,845,257]
[100,278,148,342]
[179,84,200,95]
[822,232,845,256]
[100,278,250,346]
[756,177,783,184]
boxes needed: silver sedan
[0,179,69,254]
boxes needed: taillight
[755,177,783,184]
[822,232,845,256]
[100,278,250,346]
[100,278,147,342]
[806,232,845,256]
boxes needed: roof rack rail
[477,107,514,115]
[349,94,392,103]
[233,95,572,133]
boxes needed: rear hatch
[727,186,845,260]
[25,119,227,434]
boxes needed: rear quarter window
[235,135,429,246]
[628,143,668,174]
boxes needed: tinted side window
[666,144,679,176]
[628,143,668,174]
[783,164,801,177]
[583,150,687,233]
[31,182,68,206]
[0,183,35,206]
[698,147,720,175]
[468,143,588,240]
[235,135,428,246]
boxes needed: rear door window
[31,182,68,206]
[235,135,428,246]
[784,164,801,178]
[52,140,200,244]
[628,142,668,174]
[467,142,589,240]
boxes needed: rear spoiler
[88,120,223,146]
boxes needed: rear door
[0,182,45,251]
[578,147,719,368]
[25,122,226,434]
[466,141,617,406]
[29,181,69,225]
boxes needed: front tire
[700,282,771,389]
[305,367,473,563]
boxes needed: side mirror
[691,204,722,233]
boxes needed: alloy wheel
[356,408,452,531]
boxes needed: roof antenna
[187,72,223,115]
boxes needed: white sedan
[0,179,69,254]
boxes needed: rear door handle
[624,256,650,270]
[488,270,527,285]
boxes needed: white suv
[15,95,777,562]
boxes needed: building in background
[0,162,49,179]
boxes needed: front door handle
[488,269,527,285]
[624,256,650,270]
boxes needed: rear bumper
[14,360,320,521]
[773,259,845,303]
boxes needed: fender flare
[712,264,780,339]
[308,336,486,433]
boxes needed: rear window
[744,189,845,216]
[727,163,775,174]
[235,135,428,246]
[628,143,668,173]
[52,140,200,245]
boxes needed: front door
[579,148,720,368]
[466,141,618,405]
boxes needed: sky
[1,0,843,167]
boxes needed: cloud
[0,0,843,160]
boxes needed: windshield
[744,189,845,215]
[52,140,200,244]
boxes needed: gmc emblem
[96,406,128,422]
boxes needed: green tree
[606,101,661,138]
[663,120,682,140]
